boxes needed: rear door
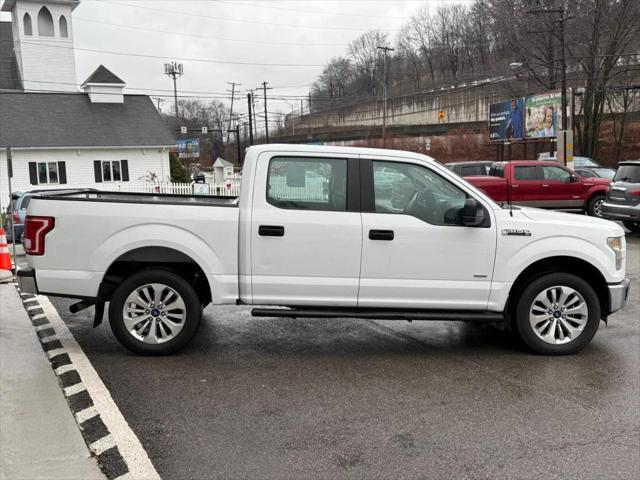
[511,165,543,206]
[250,152,362,306]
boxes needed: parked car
[2,191,31,243]
[601,160,640,233]
[539,154,614,173]
[575,167,616,180]
[18,145,629,356]
[465,161,611,217]
[445,161,494,177]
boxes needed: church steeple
[1,1,80,92]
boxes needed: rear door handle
[258,225,285,237]
[369,229,394,241]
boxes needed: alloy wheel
[529,285,589,345]
[122,283,186,344]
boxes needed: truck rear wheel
[514,273,600,355]
[108,269,202,355]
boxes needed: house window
[59,15,68,38]
[23,13,33,36]
[37,7,54,37]
[94,160,129,183]
[28,161,67,185]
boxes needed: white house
[0,0,175,204]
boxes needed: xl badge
[502,229,531,236]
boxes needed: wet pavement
[48,235,639,479]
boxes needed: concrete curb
[14,284,130,480]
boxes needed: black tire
[108,269,202,355]
[514,273,601,355]
[586,194,605,217]
[623,220,640,233]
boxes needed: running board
[251,308,504,322]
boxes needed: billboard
[489,99,524,141]
[176,138,200,159]
[525,92,562,138]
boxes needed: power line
[9,39,326,67]
[73,17,350,47]
[87,0,381,32]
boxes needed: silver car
[601,160,640,233]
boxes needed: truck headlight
[607,236,624,270]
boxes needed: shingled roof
[81,65,126,86]
[0,92,175,148]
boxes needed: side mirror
[461,198,486,227]
[565,174,578,183]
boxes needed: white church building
[0,0,175,204]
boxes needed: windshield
[614,165,640,183]
[574,156,600,167]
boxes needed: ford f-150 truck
[18,145,630,356]
[465,160,611,217]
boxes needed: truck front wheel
[587,194,605,217]
[108,269,202,355]
[514,273,601,355]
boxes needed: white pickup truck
[18,145,630,355]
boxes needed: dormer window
[59,15,68,38]
[23,13,33,36]
[37,7,55,37]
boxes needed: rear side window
[267,157,347,211]
[614,165,640,183]
[460,165,485,176]
[489,165,504,177]
[20,196,32,210]
[514,166,539,180]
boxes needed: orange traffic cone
[0,227,14,282]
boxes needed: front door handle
[259,225,285,237]
[369,229,394,241]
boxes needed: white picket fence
[29,180,242,197]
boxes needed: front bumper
[17,268,38,295]
[607,278,631,315]
[601,201,640,222]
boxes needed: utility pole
[163,61,183,122]
[152,97,164,112]
[527,5,569,163]
[377,46,394,148]
[247,93,254,145]
[226,82,240,143]
[261,81,272,143]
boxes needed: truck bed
[31,189,239,207]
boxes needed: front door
[540,164,584,208]
[250,153,362,306]
[359,157,497,310]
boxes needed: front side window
[37,162,59,184]
[372,161,467,226]
[266,157,347,211]
[542,166,571,181]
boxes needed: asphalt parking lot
[41,234,639,479]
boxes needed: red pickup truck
[465,161,610,217]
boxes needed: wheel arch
[505,255,609,318]
[100,246,212,306]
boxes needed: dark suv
[601,160,640,233]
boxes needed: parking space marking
[63,382,87,397]
[54,363,76,376]
[75,405,100,424]
[90,434,117,456]
[37,295,160,480]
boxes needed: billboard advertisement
[525,92,561,138]
[489,98,524,141]
[176,138,200,159]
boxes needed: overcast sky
[1,0,470,126]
